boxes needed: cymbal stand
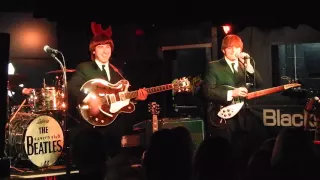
[5,82,10,161]
[49,52,70,176]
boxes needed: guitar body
[78,79,135,126]
[214,83,301,126]
[209,99,243,128]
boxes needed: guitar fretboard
[152,114,159,133]
[247,85,284,99]
[125,84,173,99]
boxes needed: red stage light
[135,29,144,36]
[222,25,231,34]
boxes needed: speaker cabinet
[160,118,205,150]
[128,118,205,150]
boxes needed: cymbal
[46,69,76,74]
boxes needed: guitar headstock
[172,77,191,93]
[148,102,160,115]
[284,83,302,90]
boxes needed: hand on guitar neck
[135,88,148,101]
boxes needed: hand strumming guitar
[85,88,148,116]
[86,94,102,116]
[232,87,248,98]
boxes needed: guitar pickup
[119,92,125,101]
[109,94,116,103]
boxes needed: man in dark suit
[203,34,263,144]
[67,33,148,178]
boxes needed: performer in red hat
[68,22,148,179]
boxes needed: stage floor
[10,165,79,179]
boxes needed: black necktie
[231,63,237,74]
[101,65,110,81]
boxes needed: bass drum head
[24,115,64,168]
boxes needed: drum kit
[5,69,75,169]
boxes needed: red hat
[91,22,112,37]
[89,22,114,60]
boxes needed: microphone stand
[50,52,70,177]
[243,60,248,131]
[241,57,256,133]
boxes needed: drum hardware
[43,78,46,88]
[46,69,75,89]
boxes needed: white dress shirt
[83,60,111,103]
[225,57,255,101]
[95,60,111,81]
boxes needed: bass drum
[6,113,64,168]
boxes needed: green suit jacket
[203,58,263,106]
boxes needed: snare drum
[6,113,64,168]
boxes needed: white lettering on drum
[24,115,64,168]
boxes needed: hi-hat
[46,69,76,74]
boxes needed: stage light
[8,63,15,75]
[135,29,144,36]
[222,25,231,34]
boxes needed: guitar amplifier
[160,118,205,150]
[132,117,205,150]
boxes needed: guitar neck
[125,84,173,99]
[247,85,285,100]
[152,115,159,132]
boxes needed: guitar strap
[109,63,126,80]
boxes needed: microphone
[236,52,251,59]
[43,45,59,54]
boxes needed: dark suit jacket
[67,61,125,128]
[67,60,132,157]
[203,58,263,107]
[68,61,124,104]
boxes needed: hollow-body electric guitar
[78,78,190,126]
[217,83,301,121]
